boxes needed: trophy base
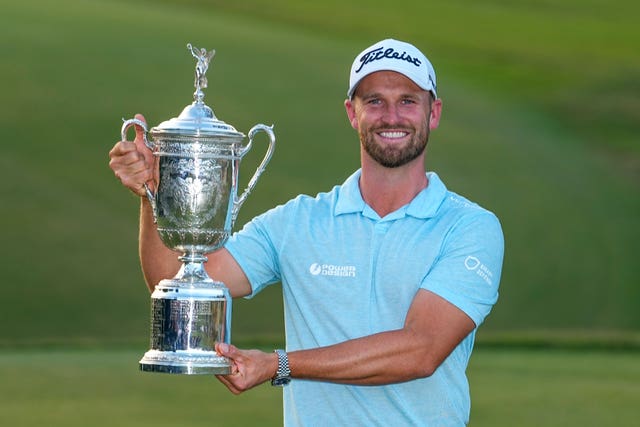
[139,253,234,375]
[140,349,232,375]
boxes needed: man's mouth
[377,130,410,140]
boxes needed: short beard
[360,124,429,168]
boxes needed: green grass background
[1,0,638,425]
[1,348,639,427]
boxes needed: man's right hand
[108,113,154,197]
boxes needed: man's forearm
[138,198,181,292]
[215,291,475,393]
[287,290,475,386]
[287,328,438,386]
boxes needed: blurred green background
[1,0,638,425]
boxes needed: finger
[109,152,149,178]
[120,173,151,196]
[130,114,155,166]
[215,374,243,395]
[216,342,238,356]
[125,167,153,184]
[132,114,151,153]
[117,145,147,166]
[230,364,240,375]
[110,146,152,180]
[133,113,147,143]
[110,156,153,192]
[109,140,138,158]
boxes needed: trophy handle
[232,124,276,224]
[121,118,158,222]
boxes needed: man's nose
[381,104,402,124]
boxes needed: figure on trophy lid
[187,43,215,94]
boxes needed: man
[109,38,504,426]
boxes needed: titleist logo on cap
[355,46,422,73]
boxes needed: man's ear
[344,99,359,130]
[429,98,443,130]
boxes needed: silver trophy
[121,43,275,374]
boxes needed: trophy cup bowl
[121,44,275,374]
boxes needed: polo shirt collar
[335,169,447,219]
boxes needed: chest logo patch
[309,263,357,278]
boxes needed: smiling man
[109,38,504,426]
[348,71,437,168]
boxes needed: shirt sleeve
[224,204,285,298]
[420,211,504,327]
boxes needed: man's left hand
[215,343,279,394]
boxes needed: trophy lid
[150,44,245,140]
[152,101,245,139]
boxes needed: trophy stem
[175,252,213,285]
[179,252,208,263]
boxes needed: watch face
[271,376,291,387]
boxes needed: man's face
[345,71,441,168]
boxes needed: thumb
[131,113,154,169]
[216,342,237,357]
[133,113,148,146]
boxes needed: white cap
[347,39,437,99]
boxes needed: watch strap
[271,349,291,386]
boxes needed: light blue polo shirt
[225,170,504,426]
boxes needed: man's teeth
[379,131,407,138]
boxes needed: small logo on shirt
[464,256,494,286]
[309,263,357,278]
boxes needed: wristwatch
[271,349,291,386]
